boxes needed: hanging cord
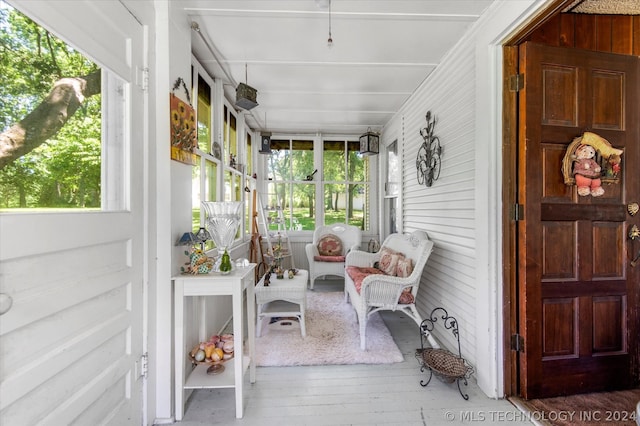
[327,0,333,46]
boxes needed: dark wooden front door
[518,42,639,399]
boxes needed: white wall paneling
[384,0,546,398]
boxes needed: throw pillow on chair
[317,234,343,256]
[396,256,414,277]
[379,247,401,276]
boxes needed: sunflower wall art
[170,87,198,165]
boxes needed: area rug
[254,291,404,366]
[514,388,640,426]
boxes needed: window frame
[191,56,254,247]
[259,134,377,235]
[0,3,129,213]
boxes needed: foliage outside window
[266,139,315,231]
[0,3,125,211]
[222,102,244,240]
[192,63,220,251]
[246,132,253,177]
[223,105,238,168]
[196,74,211,155]
[192,60,248,249]
[323,140,369,230]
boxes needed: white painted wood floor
[170,279,532,426]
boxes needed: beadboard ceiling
[181,0,494,136]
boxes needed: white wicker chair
[345,230,434,350]
[305,224,362,290]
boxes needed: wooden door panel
[542,144,573,201]
[518,42,639,398]
[592,222,625,278]
[591,70,624,130]
[592,295,626,353]
[542,222,576,279]
[542,65,579,126]
[542,298,578,358]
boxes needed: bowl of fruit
[189,333,234,373]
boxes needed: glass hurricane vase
[201,201,242,274]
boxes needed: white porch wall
[380,0,549,398]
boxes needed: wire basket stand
[416,307,474,400]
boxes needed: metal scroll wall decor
[416,111,443,187]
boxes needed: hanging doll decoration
[561,132,624,197]
[573,144,603,196]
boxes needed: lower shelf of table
[184,355,250,389]
[259,299,303,315]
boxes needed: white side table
[173,264,256,421]
[255,269,308,337]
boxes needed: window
[323,140,370,230]
[385,140,399,234]
[192,67,218,233]
[192,58,253,250]
[223,105,238,169]
[223,103,244,241]
[263,137,371,231]
[191,60,223,252]
[246,132,253,177]
[0,3,126,211]
[244,131,254,237]
[266,139,315,231]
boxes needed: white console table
[173,264,256,420]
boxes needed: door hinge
[509,74,524,92]
[138,352,149,378]
[137,66,149,92]
[511,334,524,352]
[513,203,524,221]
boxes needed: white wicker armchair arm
[345,249,379,267]
[360,273,416,310]
[305,242,319,258]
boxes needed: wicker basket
[421,348,471,383]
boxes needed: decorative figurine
[181,248,213,275]
[219,248,232,274]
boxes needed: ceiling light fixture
[359,128,379,155]
[259,112,271,154]
[236,63,258,110]
[327,0,333,47]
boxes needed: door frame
[502,0,574,397]
[501,0,640,397]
